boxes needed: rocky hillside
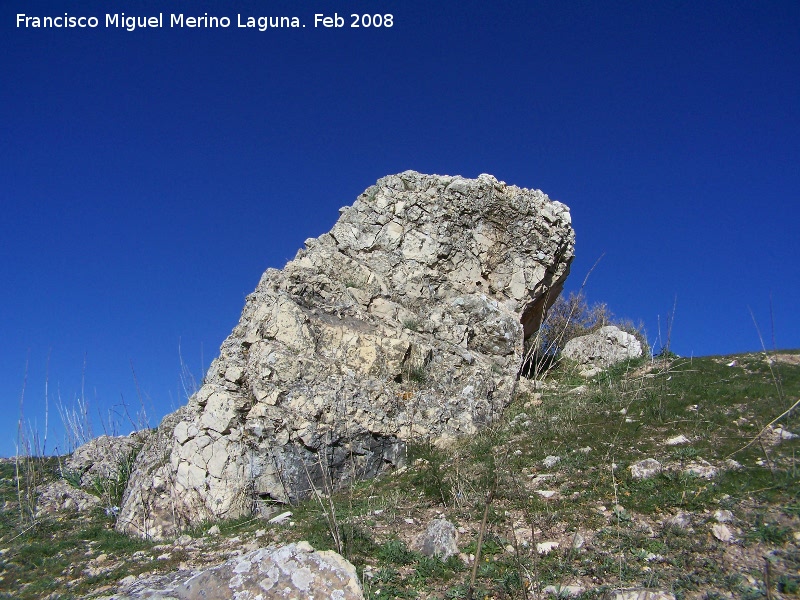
[1,350,798,599]
[1,173,797,599]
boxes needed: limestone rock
[713,509,734,523]
[413,518,459,560]
[629,458,662,480]
[36,479,100,514]
[682,460,718,479]
[66,431,151,488]
[663,511,692,530]
[544,583,585,597]
[103,542,363,599]
[542,455,561,468]
[664,434,690,446]
[605,591,675,600]
[118,172,574,537]
[711,523,736,543]
[766,425,798,445]
[562,326,643,373]
[117,408,190,539]
[536,541,560,554]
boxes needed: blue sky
[2,1,798,457]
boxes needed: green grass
[1,350,798,598]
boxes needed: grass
[0,350,798,598]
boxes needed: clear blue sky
[2,1,798,457]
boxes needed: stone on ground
[413,518,459,560]
[562,325,643,374]
[629,458,662,480]
[102,542,363,599]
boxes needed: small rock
[725,459,743,470]
[630,458,662,480]
[664,512,691,530]
[543,455,561,468]
[544,583,585,597]
[207,525,221,536]
[528,473,555,485]
[775,426,798,440]
[536,541,559,554]
[412,518,459,560]
[664,435,690,446]
[296,540,314,552]
[562,325,643,369]
[712,523,735,543]
[713,509,734,523]
[606,590,675,600]
[268,511,292,524]
[570,532,585,549]
[579,366,602,378]
[535,490,558,499]
[174,534,193,546]
[683,461,718,479]
[645,553,663,562]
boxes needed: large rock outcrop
[117,171,574,538]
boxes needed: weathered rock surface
[562,325,643,375]
[118,171,574,537]
[629,458,662,480]
[604,591,675,600]
[66,431,151,488]
[101,542,364,599]
[36,479,101,514]
[413,518,459,560]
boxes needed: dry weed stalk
[466,479,496,600]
